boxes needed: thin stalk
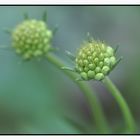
[103,76,137,133]
[46,52,110,133]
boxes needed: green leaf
[65,50,75,61]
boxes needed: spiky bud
[12,19,52,60]
[75,40,116,81]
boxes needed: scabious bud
[75,40,116,81]
[12,19,52,60]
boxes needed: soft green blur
[0,6,140,134]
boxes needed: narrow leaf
[75,77,84,81]
[65,50,75,61]
[112,56,123,71]
[61,66,75,72]
[114,45,119,54]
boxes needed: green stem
[46,52,110,133]
[103,77,137,133]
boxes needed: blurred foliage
[0,6,139,133]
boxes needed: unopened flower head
[12,19,53,60]
[75,39,116,81]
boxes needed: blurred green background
[0,6,139,134]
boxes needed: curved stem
[46,52,110,133]
[103,77,137,133]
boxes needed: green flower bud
[102,66,110,75]
[12,19,53,60]
[75,39,117,81]
[80,72,88,80]
[95,73,104,81]
[87,70,95,79]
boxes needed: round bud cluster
[12,19,53,60]
[75,40,116,81]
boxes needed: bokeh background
[0,6,139,134]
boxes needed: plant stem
[46,52,110,133]
[103,76,137,133]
